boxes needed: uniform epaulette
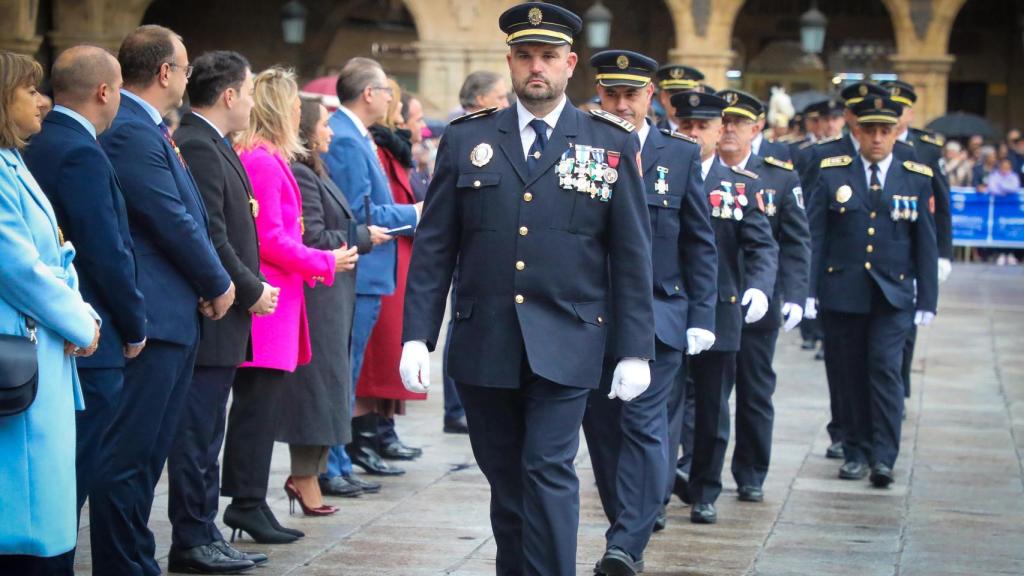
[919,133,945,147]
[820,155,852,168]
[731,165,759,179]
[903,159,934,177]
[816,135,842,145]
[589,109,635,133]
[798,139,815,150]
[777,134,802,143]
[661,128,697,144]
[764,156,794,171]
[449,107,498,125]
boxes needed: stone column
[890,54,955,126]
[415,40,472,117]
[49,0,153,56]
[663,0,744,90]
[668,48,735,92]
[0,0,43,55]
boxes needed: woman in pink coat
[220,67,358,543]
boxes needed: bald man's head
[52,45,121,106]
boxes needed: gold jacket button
[839,206,846,214]
[516,261,525,271]
[865,262,872,270]
[674,285,680,292]
[900,273,905,280]
[515,295,525,304]
[519,226,529,236]
[870,211,877,219]
[663,199,669,206]
[730,295,737,303]
[866,245,874,253]
[827,266,834,273]
[868,227,875,236]
[473,180,481,188]
[524,192,533,202]
[597,316,604,325]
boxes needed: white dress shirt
[701,155,716,181]
[517,96,567,159]
[861,153,894,189]
[752,132,764,156]
[191,111,225,139]
[637,119,651,151]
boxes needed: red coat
[356,142,425,400]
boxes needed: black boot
[223,500,298,544]
[347,413,405,476]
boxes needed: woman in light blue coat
[0,52,100,571]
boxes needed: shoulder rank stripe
[816,135,843,145]
[661,128,698,144]
[731,165,759,179]
[798,140,815,150]
[903,159,934,177]
[764,156,794,170]
[919,133,945,147]
[450,106,498,125]
[590,109,635,132]
[820,155,852,168]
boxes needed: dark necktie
[869,163,882,208]
[527,118,548,174]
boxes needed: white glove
[804,297,818,319]
[608,357,651,402]
[937,258,952,284]
[685,328,715,356]
[914,310,935,326]
[781,302,803,332]
[399,340,430,393]
[742,288,769,324]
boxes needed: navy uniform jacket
[642,125,717,351]
[902,128,952,259]
[743,154,811,331]
[808,154,938,315]
[755,136,793,163]
[703,159,778,352]
[23,111,146,367]
[100,96,231,346]
[403,104,655,390]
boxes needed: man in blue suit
[23,45,147,575]
[320,56,420,485]
[90,26,234,576]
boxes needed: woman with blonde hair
[220,67,358,543]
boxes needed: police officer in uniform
[581,50,717,576]
[715,89,811,503]
[807,95,938,487]
[670,89,778,524]
[654,64,705,132]
[399,5,655,575]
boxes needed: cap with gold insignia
[656,64,704,93]
[803,98,844,119]
[670,90,727,120]
[499,2,583,46]
[716,89,764,121]
[840,82,888,107]
[849,95,903,125]
[590,50,658,88]
[881,80,917,107]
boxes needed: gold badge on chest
[836,185,852,204]
[470,143,493,168]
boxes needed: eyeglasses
[370,85,394,96]
[162,62,194,80]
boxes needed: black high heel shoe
[223,502,299,544]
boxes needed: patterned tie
[159,122,187,168]
[527,118,548,175]
[869,163,882,208]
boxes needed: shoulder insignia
[919,133,945,147]
[798,139,815,150]
[820,155,852,168]
[661,128,698,144]
[449,107,498,125]
[590,109,635,133]
[731,165,759,179]
[778,134,801,143]
[816,135,842,145]
[764,156,794,171]
[903,159,934,177]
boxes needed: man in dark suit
[716,89,811,504]
[399,5,655,575]
[580,50,717,575]
[166,50,278,573]
[807,95,938,487]
[22,45,147,574]
[90,26,235,576]
[671,89,778,525]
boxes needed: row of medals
[711,181,749,221]
[890,195,919,221]
[556,144,618,202]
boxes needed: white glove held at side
[804,297,818,319]
[937,258,952,284]
[686,328,715,355]
[399,340,430,393]
[781,301,804,332]
[742,288,769,324]
[914,310,935,326]
[608,357,651,402]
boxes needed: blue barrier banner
[991,193,1024,244]
[951,187,1024,247]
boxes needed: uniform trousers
[902,325,917,398]
[221,368,285,501]
[687,351,734,505]
[582,340,680,561]
[822,324,844,444]
[800,316,822,343]
[729,329,779,489]
[167,366,236,548]
[457,368,590,576]
[820,284,913,468]
[664,358,695,507]
[90,339,198,576]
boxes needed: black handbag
[0,317,38,417]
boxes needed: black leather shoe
[870,463,894,488]
[801,339,817,350]
[652,506,667,532]
[380,441,420,460]
[211,540,267,566]
[167,544,253,574]
[672,469,691,505]
[838,461,869,480]
[690,502,717,524]
[815,347,825,361]
[348,444,406,476]
[224,503,298,544]
[596,547,644,576]
[737,486,764,502]
[344,473,381,494]
[444,416,470,434]
[319,475,363,497]
[826,441,845,460]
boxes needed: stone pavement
[72,263,1024,575]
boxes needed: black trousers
[822,321,844,444]
[221,367,285,501]
[167,366,236,548]
[582,340,680,561]
[821,289,913,468]
[457,373,590,576]
[687,351,734,505]
[800,316,823,343]
[729,329,780,489]
[90,339,198,576]
[902,325,917,398]
[664,355,696,509]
